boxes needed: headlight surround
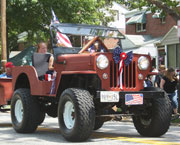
[138,56,150,70]
[96,55,109,70]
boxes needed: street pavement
[0,112,180,145]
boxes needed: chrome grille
[110,61,136,89]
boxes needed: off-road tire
[38,112,46,125]
[11,88,42,133]
[58,88,95,142]
[133,87,172,137]
[94,117,104,130]
[46,104,57,118]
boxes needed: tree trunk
[1,0,7,72]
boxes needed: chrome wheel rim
[14,99,23,123]
[63,101,75,129]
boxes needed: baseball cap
[5,62,14,68]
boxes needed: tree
[115,0,180,21]
[5,0,113,51]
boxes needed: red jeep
[1,23,172,142]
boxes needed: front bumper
[96,90,165,101]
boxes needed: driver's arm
[48,55,54,71]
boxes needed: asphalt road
[0,112,180,145]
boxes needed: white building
[121,35,162,68]
[104,2,129,34]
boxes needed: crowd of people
[144,66,179,115]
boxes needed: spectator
[151,67,158,87]
[37,42,54,73]
[160,67,179,114]
[144,75,153,87]
[154,65,165,87]
[0,62,14,78]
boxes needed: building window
[136,23,146,32]
[160,17,166,24]
[158,49,166,66]
[113,10,119,21]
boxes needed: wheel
[94,117,104,130]
[58,88,95,142]
[11,88,42,133]
[46,103,58,118]
[133,87,172,137]
[38,112,46,125]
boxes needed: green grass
[171,118,180,123]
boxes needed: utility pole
[1,0,7,72]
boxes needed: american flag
[125,94,143,105]
[51,9,72,47]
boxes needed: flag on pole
[51,9,72,47]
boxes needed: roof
[122,35,162,57]
[125,7,149,18]
[50,23,125,39]
[111,1,129,14]
[126,13,146,24]
[160,26,179,45]
[122,35,162,49]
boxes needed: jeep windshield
[50,23,125,39]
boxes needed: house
[122,35,162,67]
[103,2,129,49]
[158,26,180,69]
[125,7,176,37]
[104,1,129,34]
[124,7,177,69]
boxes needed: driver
[37,42,54,74]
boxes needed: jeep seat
[32,53,51,80]
[53,46,81,61]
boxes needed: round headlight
[138,56,150,70]
[96,55,109,70]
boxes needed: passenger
[37,42,54,74]
[0,62,14,78]
[160,67,179,115]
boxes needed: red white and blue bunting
[113,46,133,89]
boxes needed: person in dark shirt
[154,66,165,88]
[160,67,179,114]
[144,75,153,87]
[37,42,54,72]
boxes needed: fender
[54,70,97,95]
[12,66,52,96]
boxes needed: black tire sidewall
[58,88,95,141]
[11,88,40,133]
[133,87,172,137]
[94,117,104,130]
[59,93,77,137]
[11,92,24,130]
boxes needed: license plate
[100,91,119,102]
[125,94,143,105]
